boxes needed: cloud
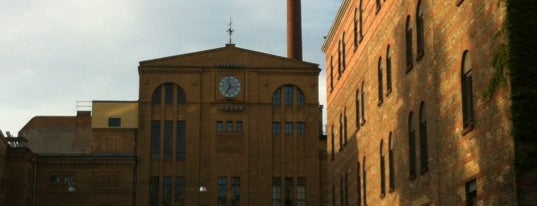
[0,0,340,134]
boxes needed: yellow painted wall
[92,101,138,128]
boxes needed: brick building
[136,43,324,205]
[322,0,536,205]
[18,102,137,206]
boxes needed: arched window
[330,57,334,92]
[461,50,474,131]
[416,0,425,60]
[342,32,347,71]
[296,89,305,106]
[338,41,342,79]
[419,102,429,173]
[386,45,393,93]
[405,16,413,71]
[354,8,358,50]
[272,88,281,105]
[359,0,364,41]
[272,85,305,107]
[377,57,384,105]
[355,90,361,129]
[376,0,382,14]
[152,83,186,105]
[380,140,386,197]
[344,109,348,146]
[408,112,417,179]
[388,132,395,191]
[361,82,366,124]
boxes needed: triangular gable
[139,44,318,69]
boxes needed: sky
[0,0,341,135]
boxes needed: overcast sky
[0,0,340,135]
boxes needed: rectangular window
[284,122,293,135]
[284,86,293,105]
[226,121,233,132]
[466,179,477,206]
[297,177,306,206]
[151,121,160,160]
[236,121,243,133]
[163,176,172,206]
[176,121,185,161]
[150,176,159,206]
[297,122,305,135]
[231,177,240,206]
[285,177,293,206]
[108,118,121,127]
[218,177,227,206]
[272,177,281,206]
[164,121,173,160]
[175,177,185,206]
[50,176,61,184]
[63,176,74,184]
[272,122,281,135]
[217,121,223,133]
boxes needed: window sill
[406,63,413,73]
[420,166,429,174]
[416,52,424,62]
[462,123,474,135]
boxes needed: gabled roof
[139,44,319,70]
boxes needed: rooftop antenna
[227,17,234,44]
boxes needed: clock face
[218,76,241,98]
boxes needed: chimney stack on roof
[287,0,303,61]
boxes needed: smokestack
[287,0,303,60]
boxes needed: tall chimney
[287,0,303,60]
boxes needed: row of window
[216,121,243,133]
[272,177,306,206]
[149,176,185,206]
[330,0,426,93]
[272,122,306,136]
[150,120,186,161]
[152,83,306,106]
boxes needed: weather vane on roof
[227,17,234,44]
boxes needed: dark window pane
[285,177,293,206]
[297,89,305,106]
[152,86,162,104]
[176,121,185,161]
[273,89,281,105]
[218,177,227,206]
[165,83,174,105]
[175,177,185,206]
[466,179,477,206]
[108,118,121,127]
[163,121,173,160]
[272,177,281,206]
[273,122,281,135]
[151,121,160,160]
[231,177,240,206]
[217,121,223,133]
[150,176,159,206]
[177,87,186,104]
[226,121,233,132]
[285,122,293,135]
[297,177,306,206]
[236,121,243,133]
[297,122,305,135]
[284,86,293,106]
[163,176,172,206]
